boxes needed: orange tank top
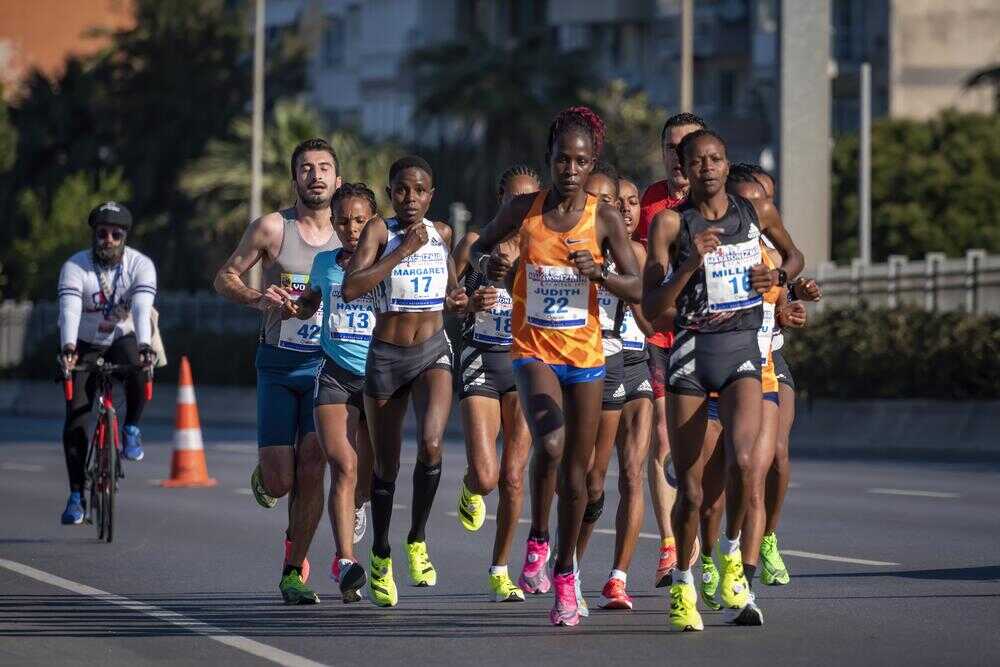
[511,190,605,368]
[760,243,781,393]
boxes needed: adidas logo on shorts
[637,380,652,392]
[613,384,626,399]
[737,360,757,373]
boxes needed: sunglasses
[96,228,126,241]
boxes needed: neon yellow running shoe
[457,480,486,532]
[760,532,790,585]
[488,571,526,602]
[719,550,750,613]
[250,464,277,509]
[668,582,704,632]
[406,541,437,587]
[279,571,319,605]
[368,552,398,607]
[700,554,722,611]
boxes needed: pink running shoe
[284,538,310,583]
[330,553,342,582]
[517,538,551,594]
[549,572,580,626]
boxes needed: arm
[579,203,641,303]
[641,210,689,321]
[341,217,396,303]
[451,231,479,281]
[213,213,285,310]
[129,255,157,346]
[57,260,84,351]
[627,241,656,336]
[469,196,533,281]
[293,286,322,321]
[753,199,805,282]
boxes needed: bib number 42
[296,324,320,340]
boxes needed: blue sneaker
[122,425,144,461]
[61,492,85,525]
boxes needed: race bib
[758,301,776,361]
[472,287,513,345]
[277,272,322,351]
[704,239,763,313]
[329,286,374,343]
[621,308,646,351]
[525,263,590,330]
[597,260,619,330]
[388,254,448,311]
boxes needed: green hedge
[783,306,1000,399]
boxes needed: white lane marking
[446,513,894,566]
[235,488,253,495]
[868,488,959,499]
[781,550,898,566]
[0,559,330,667]
[1,463,43,472]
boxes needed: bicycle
[61,358,153,543]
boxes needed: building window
[322,17,345,67]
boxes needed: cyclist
[57,201,157,525]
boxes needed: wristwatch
[775,268,788,287]
[599,262,611,283]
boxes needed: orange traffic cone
[162,356,217,488]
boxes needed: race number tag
[389,255,448,311]
[329,286,374,343]
[596,259,619,330]
[472,287,513,345]
[525,264,590,330]
[621,308,646,351]
[278,272,322,351]
[704,239,762,313]
[757,301,776,361]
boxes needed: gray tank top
[260,209,341,350]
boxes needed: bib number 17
[410,276,432,293]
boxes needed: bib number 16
[728,273,751,295]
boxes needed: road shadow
[791,564,1000,582]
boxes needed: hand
[445,286,469,313]
[750,264,777,294]
[777,301,807,328]
[794,278,822,302]
[257,285,295,314]
[484,249,512,282]
[569,249,603,282]
[280,297,302,321]
[683,227,722,269]
[59,345,78,374]
[399,222,429,257]
[138,343,157,369]
[471,286,497,312]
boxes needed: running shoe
[338,558,367,603]
[517,538,551,594]
[368,552,398,607]
[279,571,319,605]
[353,502,369,544]
[719,550,751,613]
[549,571,580,627]
[60,491,85,525]
[599,577,633,610]
[406,541,437,587]
[457,480,486,532]
[575,570,589,617]
[250,464,277,509]
[731,590,765,626]
[699,554,722,611]
[655,542,678,588]
[760,532,790,585]
[488,572,526,602]
[122,424,144,461]
[330,554,342,583]
[284,537,310,583]
[668,582,704,632]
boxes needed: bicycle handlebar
[59,359,154,402]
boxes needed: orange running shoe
[284,537,311,583]
[655,543,677,588]
[599,577,634,610]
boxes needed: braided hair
[545,106,606,163]
[497,164,541,201]
[331,182,378,217]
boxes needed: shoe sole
[550,615,580,627]
[518,576,551,594]
[282,592,320,605]
[670,622,705,632]
[731,604,764,626]
[599,597,633,610]
[340,565,367,603]
[61,517,84,525]
[655,573,672,588]
[492,591,526,602]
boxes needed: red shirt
[636,179,685,348]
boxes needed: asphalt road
[1,414,999,667]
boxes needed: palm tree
[964,64,1000,113]
[407,31,593,222]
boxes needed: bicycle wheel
[103,410,119,543]
[93,419,107,541]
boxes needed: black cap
[88,201,132,231]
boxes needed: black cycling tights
[63,335,146,492]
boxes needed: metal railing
[3,249,999,369]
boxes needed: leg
[408,367,452,544]
[364,388,410,558]
[611,395,653,572]
[288,431,326,567]
[355,415,373,507]
[515,363,565,542]
[63,360,98,494]
[576,407,621,562]
[699,418,726,555]
[460,396,501,496]
[553,379,603,574]
[105,335,145,427]
[647,395,676,541]
[316,403,360,561]
[720,379,764,543]
[667,393,711,573]
[740,399,779,570]
[765,384,794,535]
[493,390,532,567]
